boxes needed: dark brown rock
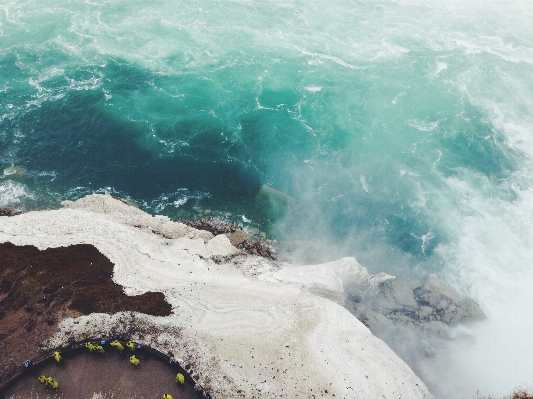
[0,208,22,217]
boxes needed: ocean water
[1,0,533,397]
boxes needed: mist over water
[2,0,533,397]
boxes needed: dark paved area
[4,349,199,399]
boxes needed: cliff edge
[0,193,433,399]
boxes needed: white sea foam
[397,69,533,395]
[172,198,188,208]
[304,86,322,92]
[408,120,440,132]
[392,92,406,104]
[431,178,533,398]
[433,77,533,395]
[149,189,209,213]
[66,74,103,91]
[296,47,361,70]
[431,62,448,79]
[360,175,369,193]
[0,180,33,207]
[3,167,16,176]
[373,40,410,60]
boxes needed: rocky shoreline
[178,214,488,389]
[0,193,487,398]
[346,273,486,392]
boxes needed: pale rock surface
[0,194,433,399]
[61,193,213,241]
[265,257,393,305]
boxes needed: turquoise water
[2,1,533,397]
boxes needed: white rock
[268,257,394,305]
[0,194,433,399]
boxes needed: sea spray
[1,0,533,397]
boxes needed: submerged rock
[254,184,294,219]
[414,275,486,326]
[3,165,27,179]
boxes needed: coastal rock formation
[212,246,488,398]
[345,272,487,387]
[0,193,433,399]
[349,274,486,330]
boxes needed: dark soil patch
[0,243,171,379]
[4,347,199,399]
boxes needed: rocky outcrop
[257,256,486,397]
[60,194,213,242]
[0,193,434,399]
[346,273,486,382]
[415,275,486,326]
[182,217,278,260]
[348,274,486,337]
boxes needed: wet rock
[351,274,486,332]
[3,165,27,179]
[239,240,277,260]
[0,207,23,217]
[414,275,486,327]
[418,306,433,320]
[180,217,278,260]
[228,230,252,246]
[347,272,487,384]
[452,298,486,326]
[415,274,460,308]
[182,217,238,236]
[370,279,421,315]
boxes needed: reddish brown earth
[0,242,172,379]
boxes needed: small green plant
[129,355,140,367]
